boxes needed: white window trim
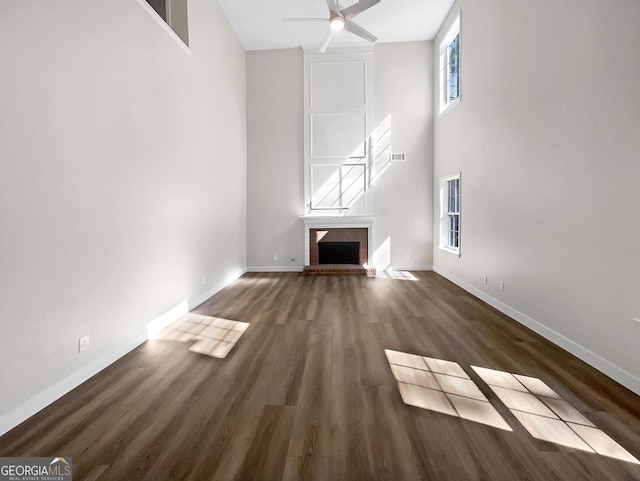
[439,172,461,256]
[135,0,191,55]
[438,14,461,115]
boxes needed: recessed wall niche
[142,0,189,47]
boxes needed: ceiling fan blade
[344,19,377,43]
[283,18,328,23]
[319,29,335,53]
[326,0,338,14]
[340,0,380,20]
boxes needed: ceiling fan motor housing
[330,14,345,31]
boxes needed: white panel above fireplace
[311,112,367,159]
[304,47,374,217]
[310,61,366,109]
[310,164,367,210]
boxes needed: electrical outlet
[78,335,90,353]
[499,281,505,291]
[201,276,206,285]
[273,254,278,261]
[482,275,488,284]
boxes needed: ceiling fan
[284,0,380,53]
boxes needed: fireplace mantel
[300,216,375,226]
[301,216,374,266]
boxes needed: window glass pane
[447,34,459,102]
[441,173,461,253]
[146,0,167,20]
[448,214,459,248]
[144,0,189,46]
[447,179,459,213]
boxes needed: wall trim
[246,266,304,273]
[189,268,247,309]
[246,265,432,273]
[432,266,640,396]
[0,267,247,438]
[0,331,147,437]
[134,0,191,55]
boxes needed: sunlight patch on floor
[154,313,249,358]
[385,350,512,431]
[375,270,418,281]
[473,366,640,464]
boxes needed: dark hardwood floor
[2,272,640,480]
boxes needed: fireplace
[309,227,368,266]
[301,217,375,276]
[319,241,360,265]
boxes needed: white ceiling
[217,0,455,51]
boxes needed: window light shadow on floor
[375,270,418,281]
[384,349,512,431]
[152,313,249,359]
[472,366,640,464]
[386,350,640,464]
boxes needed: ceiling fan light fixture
[330,16,345,31]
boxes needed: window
[440,173,461,254]
[138,0,190,49]
[439,15,460,113]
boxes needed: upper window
[439,173,461,255]
[140,0,190,48]
[439,15,460,113]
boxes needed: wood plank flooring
[2,272,640,480]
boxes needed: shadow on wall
[311,115,393,212]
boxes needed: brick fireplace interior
[309,228,368,266]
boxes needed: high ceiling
[217,0,455,51]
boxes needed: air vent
[390,153,406,162]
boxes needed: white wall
[373,42,434,271]
[433,1,640,392]
[246,41,434,271]
[246,48,305,271]
[0,0,247,432]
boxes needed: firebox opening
[318,242,360,265]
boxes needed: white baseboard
[0,267,247,438]
[246,266,303,273]
[190,268,247,308]
[0,331,148,437]
[432,266,640,396]
[246,266,432,273]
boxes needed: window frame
[438,14,461,115]
[136,0,191,54]
[439,172,461,256]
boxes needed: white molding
[135,0,191,55]
[304,49,374,217]
[301,216,374,266]
[0,331,148,437]
[147,300,189,337]
[246,266,304,273]
[433,266,640,396]
[189,268,247,309]
[0,268,247,437]
[302,44,373,56]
